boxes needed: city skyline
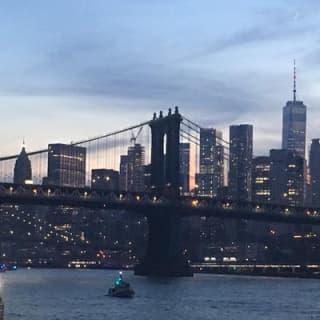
[1,1,320,156]
[1,3,320,317]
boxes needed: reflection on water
[0,269,320,320]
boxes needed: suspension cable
[180,133,229,162]
[182,116,230,146]
[181,126,230,153]
[0,120,151,162]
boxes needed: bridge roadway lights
[134,209,193,277]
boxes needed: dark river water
[1,269,320,319]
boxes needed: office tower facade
[282,62,307,159]
[179,143,190,194]
[143,164,152,192]
[91,169,119,191]
[309,139,320,205]
[252,156,271,203]
[229,124,253,201]
[270,149,304,206]
[119,155,129,191]
[47,144,86,188]
[14,144,32,184]
[196,128,224,197]
[119,144,145,192]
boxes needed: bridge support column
[165,109,182,196]
[136,108,191,276]
[135,211,193,277]
[150,114,165,191]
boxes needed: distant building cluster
[11,62,319,209]
[192,62,313,210]
[6,61,320,267]
[14,142,147,193]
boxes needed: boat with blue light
[0,263,17,272]
[108,272,135,298]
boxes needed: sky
[1,0,320,156]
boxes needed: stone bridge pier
[135,107,193,277]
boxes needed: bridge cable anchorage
[0,121,151,162]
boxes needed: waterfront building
[310,139,320,205]
[47,144,86,188]
[196,128,224,197]
[282,61,307,159]
[229,124,253,201]
[14,143,32,185]
[91,169,119,191]
[179,143,190,194]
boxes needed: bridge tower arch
[135,107,192,277]
[149,106,182,196]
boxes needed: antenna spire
[293,59,297,101]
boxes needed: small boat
[108,272,135,298]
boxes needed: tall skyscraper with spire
[282,61,307,159]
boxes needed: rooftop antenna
[293,59,297,102]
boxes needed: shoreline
[194,269,320,279]
[191,264,320,279]
[6,265,320,279]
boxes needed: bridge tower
[149,106,182,195]
[135,107,193,277]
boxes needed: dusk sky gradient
[1,0,320,157]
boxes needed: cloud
[184,1,319,61]
[0,34,258,119]
[1,0,320,157]
[191,24,312,60]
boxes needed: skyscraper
[195,128,224,197]
[179,143,190,194]
[229,124,253,201]
[14,143,32,185]
[252,156,271,203]
[269,149,304,206]
[119,144,145,192]
[119,155,129,191]
[309,139,320,205]
[282,61,307,159]
[47,144,86,188]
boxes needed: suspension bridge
[0,106,320,276]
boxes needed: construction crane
[130,126,143,145]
